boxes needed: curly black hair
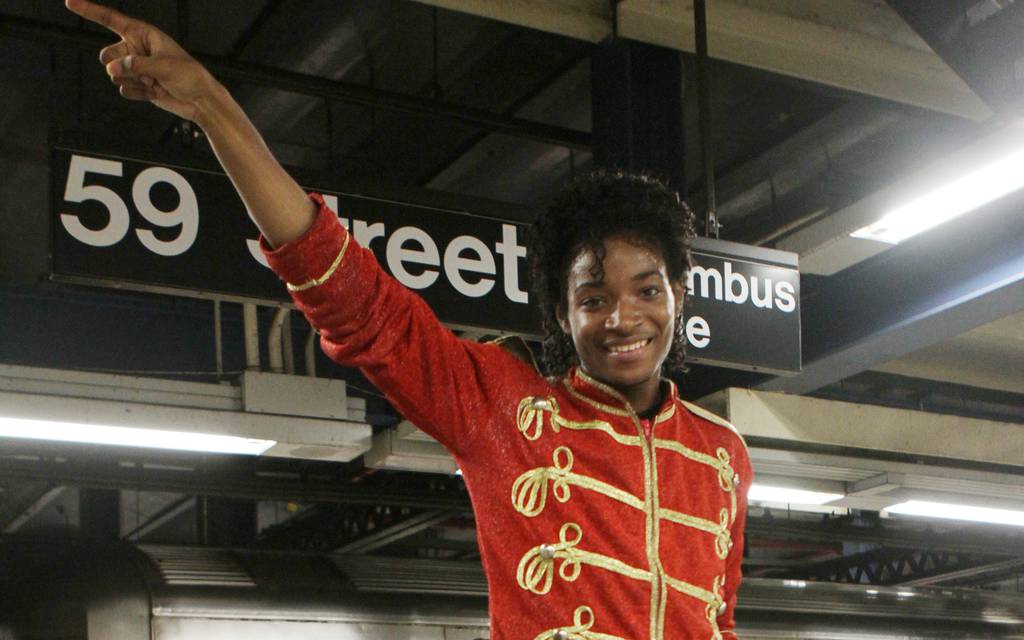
[530,170,697,376]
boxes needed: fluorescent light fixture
[851,147,1024,244]
[885,500,1024,527]
[748,483,843,505]
[0,417,275,455]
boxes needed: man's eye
[642,286,662,297]
[581,297,603,308]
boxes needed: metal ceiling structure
[0,0,1022,614]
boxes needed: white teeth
[608,339,649,354]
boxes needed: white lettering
[725,261,749,304]
[132,167,199,257]
[386,226,440,289]
[775,281,796,313]
[687,265,723,300]
[444,236,496,297]
[750,276,773,309]
[61,155,131,247]
[685,315,711,348]
[354,220,385,248]
[495,224,529,303]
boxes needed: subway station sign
[50,147,801,374]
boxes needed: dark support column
[591,39,686,193]
[197,496,257,546]
[79,488,120,540]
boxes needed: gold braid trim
[650,439,728,478]
[653,403,676,425]
[562,378,631,416]
[511,448,733,560]
[663,574,717,604]
[660,508,732,560]
[517,523,653,595]
[517,396,643,447]
[285,233,350,292]
[512,447,645,517]
[532,606,626,640]
[703,575,727,640]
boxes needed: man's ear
[556,303,571,335]
[672,280,686,315]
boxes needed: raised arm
[65,0,314,247]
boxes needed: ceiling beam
[887,0,1024,116]
[711,386,1024,473]
[413,0,991,120]
[0,454,472,511]
[760,185,1024,394]
[0,12,590,151]
[899,557,1024,588]
[0,483,65,533]
[745,517,1024,557]
[335,509,458,554]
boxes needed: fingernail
[123,55,133,72]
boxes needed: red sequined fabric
[262,195,753,640]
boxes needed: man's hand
[66,0,216,122]
[66,0,317,246]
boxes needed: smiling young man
[69,1,752,637]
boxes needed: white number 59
[60,154,199,257]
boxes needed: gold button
[718,602,727,616]
[539,544,556,560]
[532,398,551,411]
[553,630,568,640]
[728,540,734,550]
[733,474,740,486]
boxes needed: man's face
[559,235,683,399]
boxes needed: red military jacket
[263,195,753,640]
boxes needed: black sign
[51,147,801,373]
[50,148,539,335]
[686,238,801,374]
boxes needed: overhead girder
[888,0,1024,117]
[759,185,1024,394]
[0,12,589,151]
[0,447,472,511]
[744,516,1024,558]
[259,503,459,553]
[783,546,1011,586]
[413,0,991,120]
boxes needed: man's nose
[605,298,640,329]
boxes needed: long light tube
[885,500,1024,528]
[748,483,843,505]
[0,416,276,455]
[850,147,1024,244]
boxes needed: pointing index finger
[66,0,137,37]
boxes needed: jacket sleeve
[719,451,752,639]
[261,194,535,457]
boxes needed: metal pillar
[198,496,257,546]
[591,38,686,193]
[79,488,119,540]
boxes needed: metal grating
[140,545,257,587]
[333,555,487,596]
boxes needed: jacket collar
[562,367,679,424]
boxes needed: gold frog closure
[517,522,584,595]
[532,606,627,640]
[513,446,575,517]
[703,575,727,640]
[715,448,736,492]
[518,396,561,441]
